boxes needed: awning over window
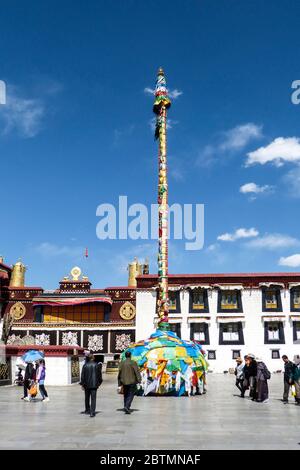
[289,283,300,289]
[213,284,243,290]
[33,296,112,307]
[262,316,285,322]
[259,282,285,289]
[188,317,210,324]
[187,285,212,290]
[290,315,300,321]
[216,316,245,323]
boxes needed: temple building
[1,256,300,376]
[0,258,146,363]
[135,273,300,373]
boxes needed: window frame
[290,288,300,312]
[264,321,285,344]
[169,322,181,338]
[232,350,241,360]
[293,321,300,343]
[207,350,216,360]
[190,322,210,345]
[217,289,243,313]
[262,287,283,312]
[189,288,209,313]
[219,321,245,345]
[271,349,280,359]
[167,290,181,314]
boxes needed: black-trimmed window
[293,321,300,343]
[34,306,43,323]
[189,289,209,313]
[219,322,244,345]
[271,349,280,359]
[264,321,285,344]
[232,350,241,360]
[218,290,243,313]
[262,288,282,312]
[190,322,210,345]
[208,350,216,360]
[168,291,181,313]
[291,288,300,312]
[169,323,181,338]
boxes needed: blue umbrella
[22,350,45,363]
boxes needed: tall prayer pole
[153,68,171,331]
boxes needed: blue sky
[1,0,300,289]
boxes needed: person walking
[234,357,245,397]
[256,358,271,403]
[242,355,250,397]
[292,355,300,405]
[281,355,295,403]
[36,359,49,402]
[22,362,36,401]
[248,354,258,401]
[80,354,103,418]
[118,351,141,414]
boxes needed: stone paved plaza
[0,373,299,450]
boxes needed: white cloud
[246,137,300,167]
[169,89,183,99]
[206,243,219,251]
[144,87,155,95]
[220,123,263,151]
[36,242,84,258]
[247,234,300,250]
[144,87,183,99]
[239,182,273,194]
[197,123,263,167]
[0,88,45,138]
[282,167,300,198]
[217,227,259,242]
[279,254,300,267]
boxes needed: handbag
[29,383,38,397]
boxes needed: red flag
[85,248,88,258]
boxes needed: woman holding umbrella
[21,350,45,402]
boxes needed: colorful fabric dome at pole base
[121,330,209,396]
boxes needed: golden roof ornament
[70,266,82,281]
[9,259,26,287]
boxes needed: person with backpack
[256,358,271,403]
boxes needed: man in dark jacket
[282,355,295,403]
[22,362,36,401]
[80,354,103,418]
[118,351,141,414]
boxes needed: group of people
[79,351,141,417]
[234,354,300,404]
[21,359,49,402]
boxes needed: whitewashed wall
[136,288,300,373]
